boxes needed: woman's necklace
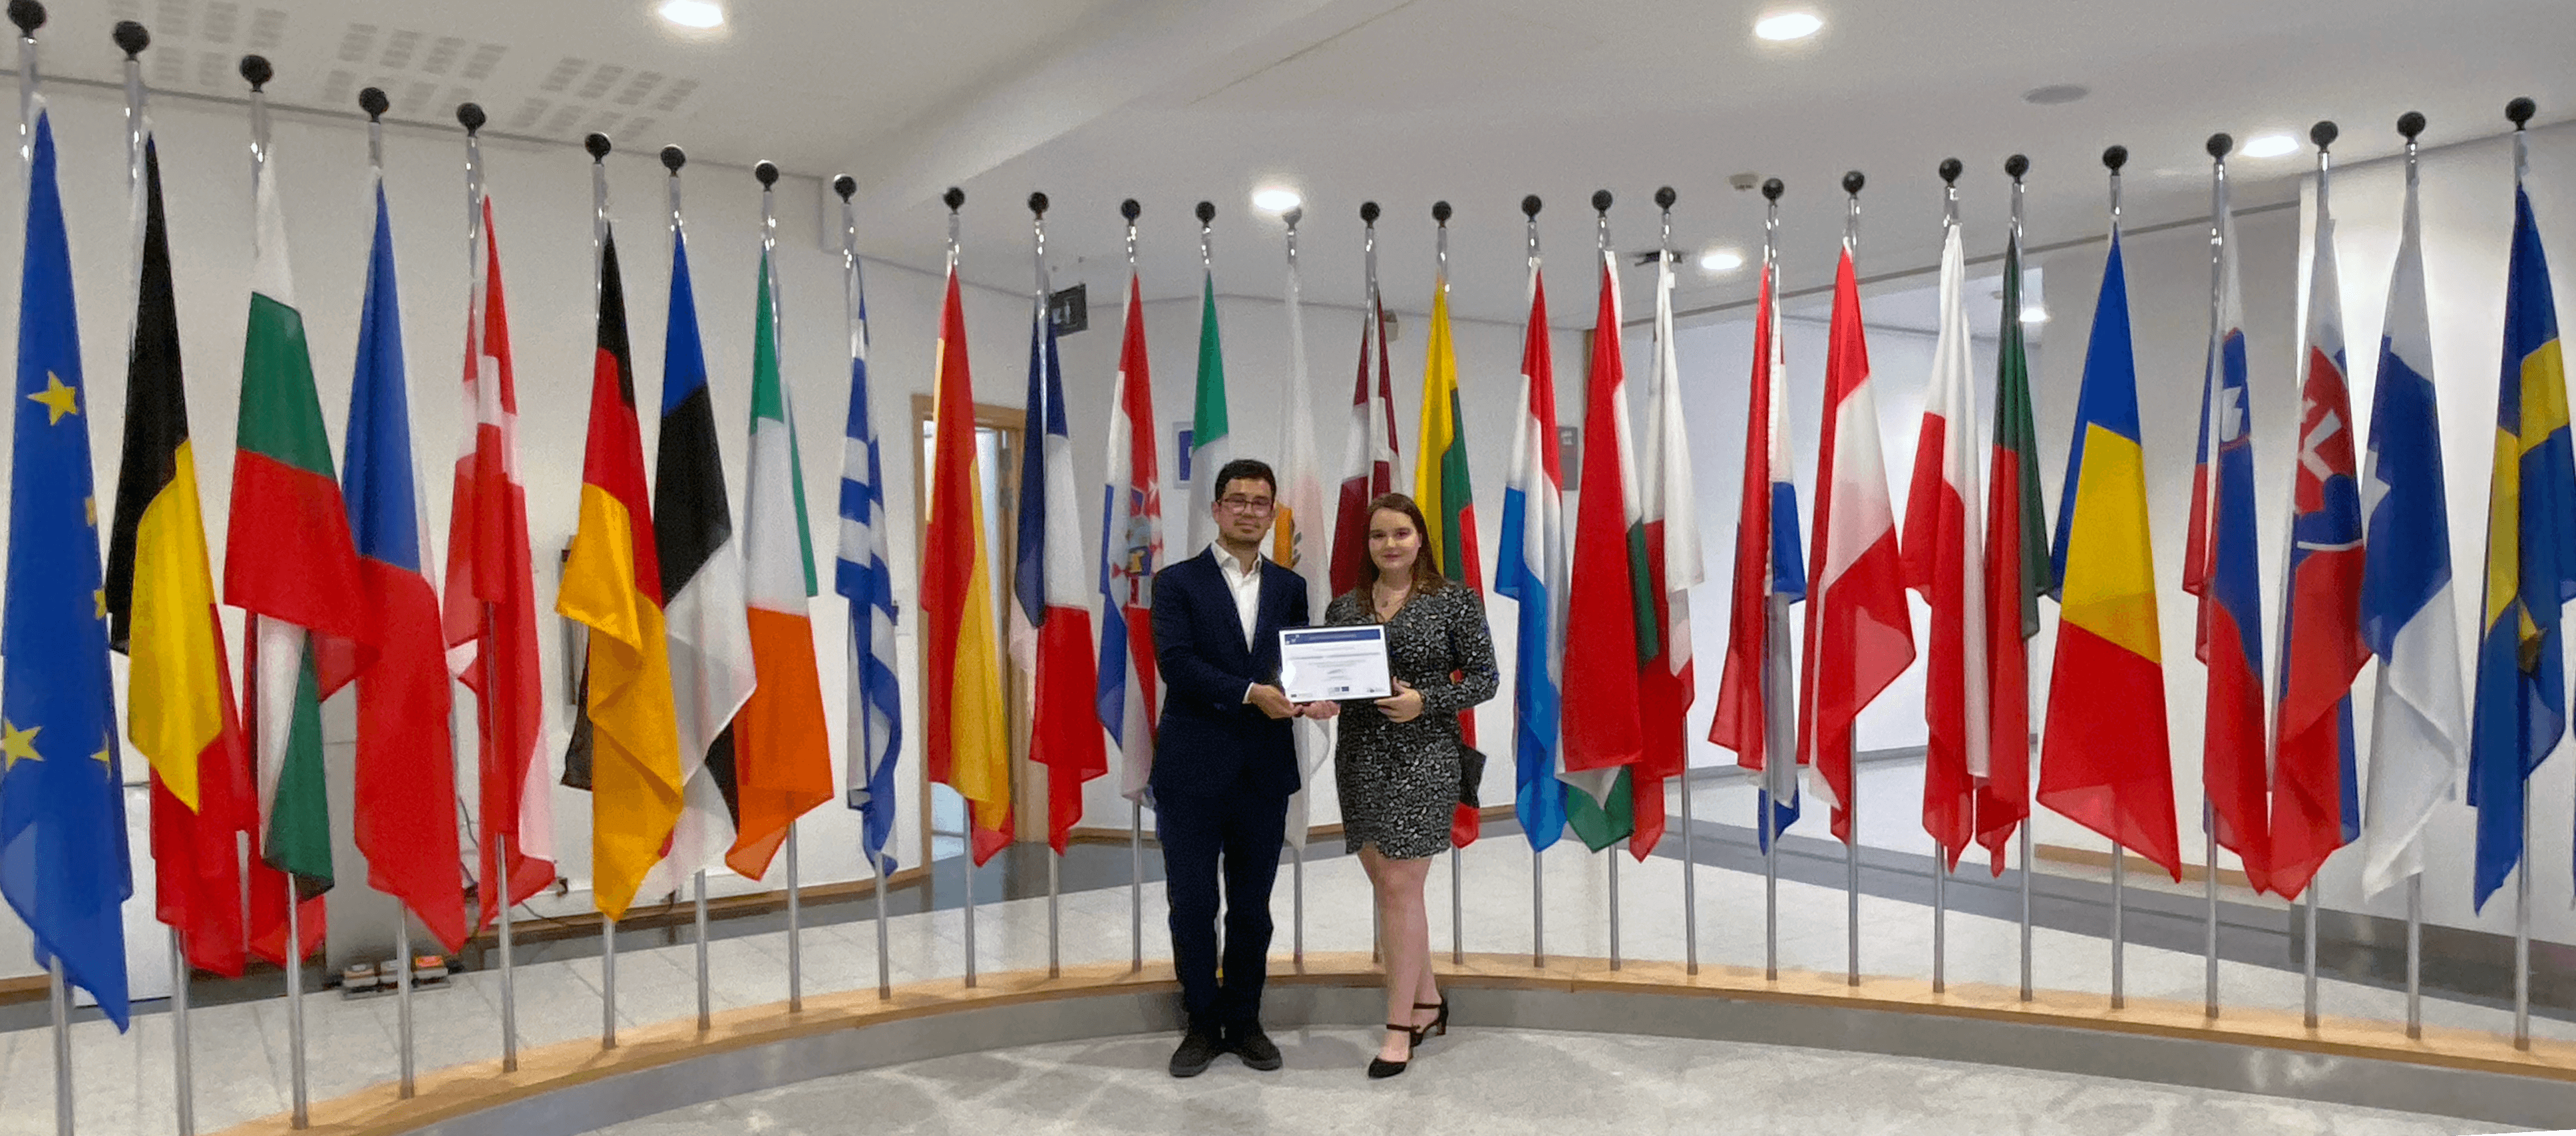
[1373,581,1409,621]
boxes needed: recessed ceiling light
[2022,84,2088,106]
[1753,11,1823,41]
[658,0,724,30]
[2020,305,2050,324]
[2241,133,2299,158]
[1252,187,1302,214]
[1700,248,1746,273]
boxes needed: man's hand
[1301,700,1341,720]
[1248,684,1298,720]
[1375,679,1423,723]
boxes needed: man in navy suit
[1150,457,1326,1077]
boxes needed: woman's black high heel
[1367,1024,1415,1079]
[1414,999,1449,1040]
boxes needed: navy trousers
[1156,782,1290,1033]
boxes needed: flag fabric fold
[1334,263,1400,597]
[2183,194,2271,894]
[1559,249,1643,851]
[444,197,553,930]
[1274,236,1333,845]
[2,108,133,1026]
[1980,220,2048,874]
[1901,220,1988,871]
[1101,271,1164,805]
[338,172,466,950]
[557,228,683,922]
[104,128,254,976]
[2358,157,2465,899]
[924,266,1013,864]
[1018,273,1105,852]
[1632,248,1702,860]
[838,252,902,874]
[1799,246,1917,845]
[1415,262,1487,847]
[2470,173,2575,910]
[2041,232,2180,879]
[731,246,832,882]
[1712,253,1807,849]
[1497,250,1569,852]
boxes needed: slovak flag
[1712,254,1805,847]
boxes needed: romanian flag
[1901,218,1988,872]
[731,246,832,881]
[2040,232,2179,879]
[1559,248,1643,850]
[1017,266,1104,852]
[1980,212,2048,874]
[925,266,1013,864]
[1634,245,1703,859]
[104,128,254,976]
[1414,259,1485,847]
[226,142,364,962]
[1712,252,1806,849]
[2470,161,2575,911]
[558,228,683,922]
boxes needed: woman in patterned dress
[1316,493,1497,1076]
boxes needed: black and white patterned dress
[1327,584,1499,859]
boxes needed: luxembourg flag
[1711,253,1805,848]
[1017,274,1104,852]
[2357,148,2464,899]
[1098,270,1163,803]
[1495,244,1568,851]
[1900,216,1988,871]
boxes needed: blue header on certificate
[1281,627,1386,646]
[1278,624,1393,701]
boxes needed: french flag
[1097,270,1162,803]
[1712,254,1805,847]
[1018,275,1104,852]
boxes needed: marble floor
[591,1028,2509,1136]
[3,819,2569,1135]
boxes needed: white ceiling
[31,0,2576,325]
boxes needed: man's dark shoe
[1230,1024,1283,1071]
[1170,1028,1224,1078]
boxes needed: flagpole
[1839,169,1866,990]
[2200,131,2231,1022]
[1648,187,1700,980]
[1521,193,1549,972]
[385,91,425,1098]
[2004,154,2034,1005]
[1274,200,1314,973]
[942,185,982,992]
[49,959,68,1136]
[2298,118,2342,1036]
[658,144,714,1030]
[1365,200,1395,971]
[830,173,895,1002]
[1588,189,1625,974]
[584,130,623,1048]
[1024,188,1068,982]
[745,160,810,1014]
[1431,199,1469,968]
[2388,108,2429,1043]
[1757,176,1785,985]
[1931,160,1964,996]
[2103,142,2129,1015]
[1119,196,1149,978]
[2507,95,2538,1053]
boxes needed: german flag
[556,228,683,921]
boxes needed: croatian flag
[1712,254,1806,848]
[1098,270,1163,803]
[1017,275,1104,852]
[1495,246,1568,851]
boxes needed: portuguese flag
[223,150,367,960]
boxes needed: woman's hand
[1374,679,1423,723]
[1302,700,1340,720]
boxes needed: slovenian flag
[1712,252,1805,849]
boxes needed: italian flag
[222,151,367,958]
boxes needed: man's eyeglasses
[1218,496,1276,514]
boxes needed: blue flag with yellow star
[1,108,132,1029]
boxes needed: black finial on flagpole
[1027,190,1047,217]
[1359,200,1379,224]
[7,1,43,37]
[1761,177,1784,201]
[755,161,779,189]
[111,19,146,57]
[1433,200,1452,225]
[1938,158,1962,186]
[2507,98,2535,129]
[1521,194,1542,218]
[1654,186,1676,210]
[1841,170,1865,196]
[2003,156,2027,181]
[1121,198,1140,222]
[2206,133,2232,159]
[586,132,612,161]
[833,174,856,201]
[239,53,272,91]
[1196,200,1215,226]
[359,87,388,121]
[1590,190,1611,214]
[662,145,686,174]
[457,102,485,135]
[2102,145,2129,171]
[944,186,964,212]
[2398,112,2426,141]
[2310,120,2338,150]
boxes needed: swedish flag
[0,109,132,1028]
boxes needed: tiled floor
[1,811,2565,1135]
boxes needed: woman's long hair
[1355,492,1451,600]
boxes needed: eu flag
[0,109,133,1028]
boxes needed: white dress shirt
[1210,541,1264,701]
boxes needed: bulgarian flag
[105,128,255,977]
[224,148,367,963]
[1900,216,1989,872]
[924,266,1012,864]
[1634,244,1702,860]
[1559,248,1644,851]
[1413,260,1483,846]
[729,246,832,881]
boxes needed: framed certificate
[1278,626,1393,701]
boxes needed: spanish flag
[556,228,683,921]
[925,265,1012,864]
[2039,232,2180,879]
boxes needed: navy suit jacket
[1149,546,1309,801]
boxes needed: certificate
[1278,626,1393,701]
